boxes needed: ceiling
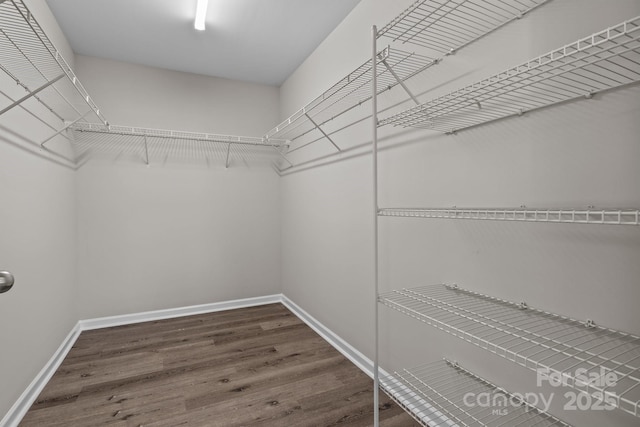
[46,0,361,86]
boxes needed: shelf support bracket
[225,143,232,168]
[0,73,65,116]
[272,146,293,168]
[41,110,92,147]
[381,59,419,105]
[305,113,341,152]
[143,135,149,165]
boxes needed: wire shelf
[265,46,436,150]
[379,284,640,419]
[377,0,550,54]
[381,359,571,426]
[70,123,288,167]
[0,0,107,144]
[379,16,640,132]
[378,207,640,226]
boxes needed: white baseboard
[280,294,375,378]
[1,323,82,427]
[79,294,282,330]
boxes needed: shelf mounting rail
[371,2,554,425]
[381,359,571,426]
[0,0,108,146]
[379,16,640,133]
[379,284,640,419]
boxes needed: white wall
[73,56,281,319]
[0,0,79,418]
[74,55,278,136]
[75,162,280,319]
[280,1,640,426]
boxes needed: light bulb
[194,0,208,31]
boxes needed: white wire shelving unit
[371,3,640,427]
[381,358,571,427]
[0,0,108,147]
[70,123,288,168]
[371,1,554,426]
[379,16,640,133]
[379,284,640,419]
[378,207,640,226]
[266,46,437,170]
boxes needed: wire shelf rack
[379,284,640,419]
[378,207,640,226]
[0,0,107,145]
[70,123,288,167]
[379,16,640,133]
[381,359,571,426]
[377,0,550,54]
[265,46,436,153]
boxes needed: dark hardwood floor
[20,303,419,426]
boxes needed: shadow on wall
[0,123,77,170]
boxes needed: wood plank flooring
[20,303,420,426]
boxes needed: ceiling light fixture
[194,0,208,31]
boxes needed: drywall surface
[74,55,279,136]
[0,0,78,419]
[280,1,640,426]
[75,163,280,319]
[74,58,281,319]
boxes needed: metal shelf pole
[372,24,380,427]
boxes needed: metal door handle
[0,271,14,293]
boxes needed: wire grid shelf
[379,16,640,132]
[72,123,286,147]
[378,207,640,226]
[377,0,550,54]
[381,359,571,426]
[70,123,287,167]
[379,284,640,418]
[264,47,435,146]
[0,0,107,140]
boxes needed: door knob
[0,271,14,293]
